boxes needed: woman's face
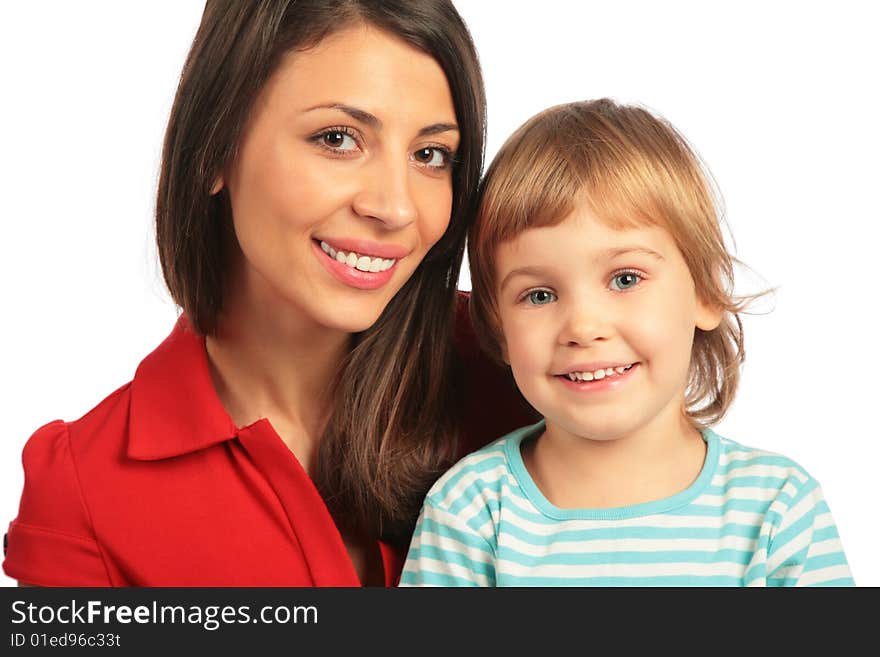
[220,24,459,333]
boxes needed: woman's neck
[205,267,351,474]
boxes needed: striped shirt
[400,421,854,586]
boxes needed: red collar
[127,315,238,460]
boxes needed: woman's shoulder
[21,382,134,471]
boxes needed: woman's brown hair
[156,0,486,544]
[470,99,762,430]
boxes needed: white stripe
[497,532,759,556]
[495,558,748,579]
[766,523,812,574]
[813,511,835,531]
[430,462,508,507]
[808,537,845,558]
[713,462,804,480]
[696,487,787,504]
[493,506,776,536]
[797,564,853,586]
[411,531,493,565]
[402,557,492,586]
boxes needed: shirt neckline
[504,420,720,521]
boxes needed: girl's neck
[524,399,707,510]
[205,264,351,473]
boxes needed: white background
[1,1,877,586]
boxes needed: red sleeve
[452,291,541,458]
[3,421,110,586]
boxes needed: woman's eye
[526,289,556,305]
[610,272,642,291]
[413,146,451,170]
[321,130,357,151]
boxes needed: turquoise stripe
[803,551,849,573]
[441,497,497,533]
[769,504,819,555]
[743,563,767,585]
[431,454,507,501]
[497,574,745,587]
[717,454,805,471]
[667,499,773,515]
[409,543,494,571]
[813,525,840,542]
[497,547,756,567]
[399,569,485,587]
[417,516,494,555]
[808,577,856,587]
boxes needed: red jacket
[3,295,537,586]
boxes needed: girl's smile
[555,361,640,394]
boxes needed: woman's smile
[312,238,405,290]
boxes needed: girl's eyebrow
[605,246,665,261]
[499,266,550,292]
[303,103,458,136]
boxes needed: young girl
[401,99,854,586]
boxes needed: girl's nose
[558,300,610,347]
[351,154,418,230]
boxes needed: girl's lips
[555,362,640,394]
[312,239,397,290]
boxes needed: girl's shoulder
[424,421,541,512]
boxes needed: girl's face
[219,24,459,333]
[494,203,721,444]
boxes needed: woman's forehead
[261,24,456,128]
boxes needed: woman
[2,0,535,586]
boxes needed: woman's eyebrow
[305,103,381,128]
[304,103,458,136]
[417,122,459,137]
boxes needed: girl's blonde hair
[469,98,754,427]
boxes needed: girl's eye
[413,146,453,170]
[321,130,357,151]
[525,289,557,305]
[610,271,642,291]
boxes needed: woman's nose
[351,153,418,229]
[558,299,610,347]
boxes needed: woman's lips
[312,239,398,290]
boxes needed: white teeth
[565,364,634,382]
[320,241,397,273]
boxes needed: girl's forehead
[499,205,675,261]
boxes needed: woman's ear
[695,299,723,331]
[210,176,224,195]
